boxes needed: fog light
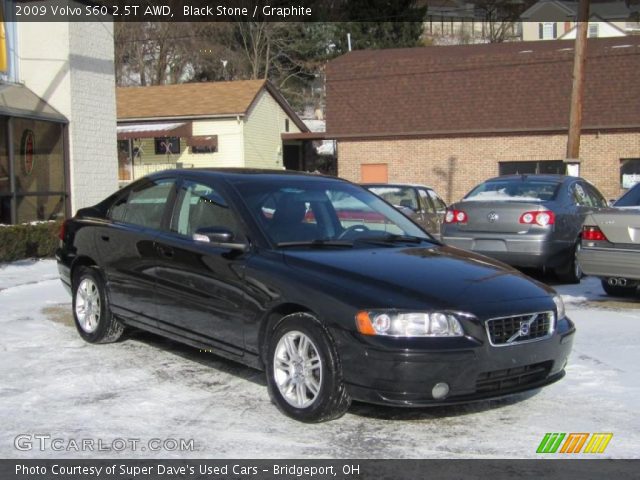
[432,382,450,400]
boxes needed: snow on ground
[0,260,639,459]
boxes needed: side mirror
[193,227,248,251]
[608,199,616,207]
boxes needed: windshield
[465,179,560,202]
[233,178,431,246]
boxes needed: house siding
[127,117,245,171]
[338,131,640,203]
[243,90,301,169]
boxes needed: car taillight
[519,210,555,226]
[582,225,608,241]
[444,209,468,224]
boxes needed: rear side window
[427,189,447,211]
[109,179,174,229]
[571,182,606,208]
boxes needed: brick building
[326,37,640,203]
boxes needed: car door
[152,178,248,355]
[95,177,176,327]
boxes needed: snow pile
[0,260,639,458]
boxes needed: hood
[282,244,554,310]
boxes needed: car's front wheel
[266,313,351,422]
[72,266,124,343]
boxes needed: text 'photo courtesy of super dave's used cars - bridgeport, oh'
[56,169,574,422]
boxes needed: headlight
[553,295,565,321]
[356,310,466,337]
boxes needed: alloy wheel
[75,278,101,333]
[273,331,323,408]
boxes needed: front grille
[485,311,554,346]
[476,361,553,394]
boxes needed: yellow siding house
[116,80,307,182]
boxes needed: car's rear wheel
[266,313,351,422]
[72,266,124,343]
[601,279,638,297]
[555,242,582,284]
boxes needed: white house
[116,80,308,182]
[521,0,638,41]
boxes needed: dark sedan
[441,175,608,283]
[363,183,447,238]
[57,170,575,422]
[578,182,640,296]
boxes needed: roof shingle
[117,80,266,120]
[325,37,640,136]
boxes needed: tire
[266,313,351,422]
[601,279,638,297]
[72,266,124,344]
[555,242,583,284]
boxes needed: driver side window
[171,181,239,238]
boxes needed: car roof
[482,174,570,184]
[148,168,344,183]
[363,183,435,190]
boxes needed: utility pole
[566,0,590,166]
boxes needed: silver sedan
[441,174,608,283]
[578,182,640,296]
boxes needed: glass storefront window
[0,115,67,224]
[12,117,65,194]
[15,194,66,223]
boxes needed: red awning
[186,135,218,148]
[117,121,192,140]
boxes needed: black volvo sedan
[57,170,575,422]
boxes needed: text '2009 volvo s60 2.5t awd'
[57,170,575,422]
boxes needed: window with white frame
[542,22,555,39]
[588,23,599,38]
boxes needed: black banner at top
[8,0,640,23]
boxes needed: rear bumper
[578,246,640,280]
[337,318,575,407]
[442,234,572,268]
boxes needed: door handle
[100,235,110,242]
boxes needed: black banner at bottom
[2,459,638,480]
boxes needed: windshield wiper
[276,240,354,248]
[355,234,431,246]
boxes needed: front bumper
[578,246,640,280]
[336,318,575,407]
[442,233,572,268]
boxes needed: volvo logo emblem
[506,314,538,343]
[487,212,499,223]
